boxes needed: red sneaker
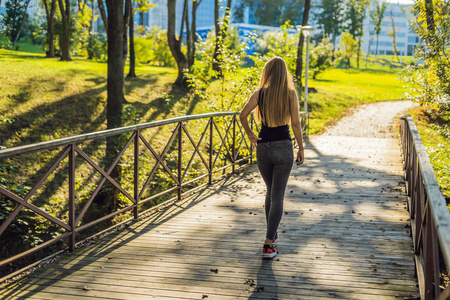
[263,244,277,258]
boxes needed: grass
[307,65,407,133]
[406,105,450,205]
[14,42,44,54]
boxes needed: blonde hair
[254,57,297,127]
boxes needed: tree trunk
[187,0,200,68]
[376,34,379,56]
[103,0,125,212]
[295,0,311,88]
[87,0,95,59]
[98,0,108,34]
[12,0,31,48]
[123,0,131,63]
[127,0,136,78]
[212,0,220,74]
[356,37,361,68]
[47,0,57,57]
[167,0,187,86]
[58,0,71,61]
[212,0,232,77]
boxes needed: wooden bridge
[0,112,449,299]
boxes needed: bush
[134,27,176,67]
[309,37,333,79]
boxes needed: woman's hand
[249,133,261,148]
[295,148,304,166]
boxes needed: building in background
[360,1,420,57]
[139,0,239,32]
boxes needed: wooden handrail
[399,115,450,300]
[0,111,309,273]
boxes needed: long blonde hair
[254,56,297,127]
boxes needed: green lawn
[307,66,407,133]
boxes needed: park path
[1,101,419,299]
[324,100,417,138]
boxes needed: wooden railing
[399,115,450,300]
[0,112,308,272]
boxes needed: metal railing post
[133,131,139,220]
[68,144,76,252]
[232,116,236,173]
[249,116,253,164]
[178,123,182,200]
[209,118,213,184]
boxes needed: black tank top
[257,89,291,144]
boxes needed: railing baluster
[232,116,236,173]
[68,143,76,252]
[134,130,139,220]
[209,118,213,184]
[178,122,182,200]
[250,115,253,164]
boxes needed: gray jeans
[256,139,294,240]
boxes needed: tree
[387,8,399,62]
[127,1,155,78]
[57,0,71,61]
[2,0,30,46]
[41,0,58,57]
[185,0,203,69]
[339,32,358,68]
[167,0,187,86]
[369,0,388,57]
[345,0,370,68]
[97,0,108,34]
[314,0,344,52]
[401,0,450,111]
[212,0,232,76]
[295,0,311,87]
[309,37,333,79]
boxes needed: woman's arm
[240,90,261,148]
[290,90,304,166]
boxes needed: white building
[140,0,239,32]
[361,1,420,56]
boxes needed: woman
[240,56,304,258]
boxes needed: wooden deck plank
[1,135,419,299]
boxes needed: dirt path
[323,100,417,138]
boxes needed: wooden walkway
[1,135,419,299]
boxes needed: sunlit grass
[307,66,407,134]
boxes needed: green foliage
[187,25,259,112]
[309,37,333,79]
[400,0,450,115]
[255,21,298,74]
[1,0,29,43]
[370,0,388,36]
[0,29,12,49]
[336,32,358,68]
[314,0,345,48]
[134,27,175,67]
